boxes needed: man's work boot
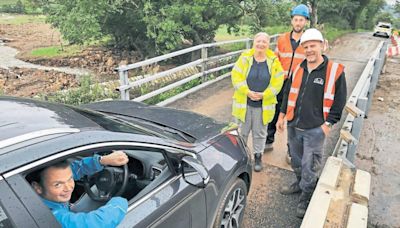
[264,143,273,152]
[254,153,262,172]
[280,180,301,195]
[296,191,313,218]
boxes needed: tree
[242,0,293,33]
[317,0,360,29]
[348,0,371,29]
[141,0,243,54]
[29,0,243,56]
[374,11,394,24]
[358,0,385,29]
[395,0,400,14]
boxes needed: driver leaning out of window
[31,151,129,228]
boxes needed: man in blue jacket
[31,151,129,228]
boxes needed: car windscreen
[115,115,195,143]
[379,25,391,28]
[72,108,156,136]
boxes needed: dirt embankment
[0,68,78,97]
[0,17,143,97]
[0,22,62,55]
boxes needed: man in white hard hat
[276,28,347,218]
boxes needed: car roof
[0,97,204,174]
[377,22,391,26]
[0,96,103,142]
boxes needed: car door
[3,142,207,228]
[2,174,62,228]
[0,175,49,228]
[118,145,207,228]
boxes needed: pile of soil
[23,47,142,79]
[0,67,78,97]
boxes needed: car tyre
[213,178,248,228]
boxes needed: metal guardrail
[115,34,279,103]
[332,40,389,166]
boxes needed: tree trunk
[350,0,371,30]
[308,0,318,27]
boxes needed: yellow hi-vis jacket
[231,48,284,125]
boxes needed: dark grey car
[0,96,252,228]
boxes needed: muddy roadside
[355,56,400,228]
[167,32,384,227]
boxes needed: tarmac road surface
[167,32,383,227]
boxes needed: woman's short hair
[254,32,269,40]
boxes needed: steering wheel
[83,163,129,202]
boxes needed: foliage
[295,0,386,30]
[41,75,119,105]
[36,0,109,45]
[0,0,25,13]
[374,12,395,24]
[29,0,243,57]
[142,0,242,54]
[357,0,386,29]
[322,24,351,42]
[316,0,360,29]
[395,0,400,14]
[0,0,42,14]
[215,25,250,42]
[242,0,293,34]
[144,77,207,105]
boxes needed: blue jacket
[42,155,128,228]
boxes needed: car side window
[0,203,12,228]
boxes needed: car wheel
[213,178,248,228]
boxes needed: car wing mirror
[181,156,210,188]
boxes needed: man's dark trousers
[266,79,287,144]
[287,126,326,193]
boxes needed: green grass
[214,25,289,52]
[215,25,251,41]
[30,45,82,58]
[215,25,290,42]
[323,27,351,43]
[0,14,45,24]
[264,25,291,36]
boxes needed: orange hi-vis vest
[276,32,306,80]
[286,61,344,121]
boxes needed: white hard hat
[300,28,324,45]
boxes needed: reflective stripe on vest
[277,32,306,80]
[286,61,344,121]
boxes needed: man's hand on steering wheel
[84,151,130,202]
[100,150,129,166]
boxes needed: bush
[0,0,25,13]
[40,75,119,105]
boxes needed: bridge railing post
[245,39,251,50]
[201,45,208,81]
[118,67,129,100]
[347,97,367,162]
